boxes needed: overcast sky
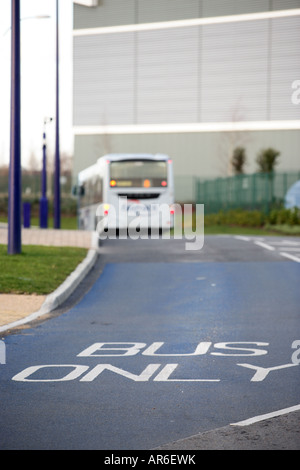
[0,0,73,168]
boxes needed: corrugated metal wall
[73,0,300,199]
[73,8,300,126]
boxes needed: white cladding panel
[73,33,135,125]
[136,26,199,124]
[73,14,300,126]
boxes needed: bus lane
[1,236,300,450]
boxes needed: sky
[0,0,73,169]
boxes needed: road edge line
[230,403,300,426]
[154,404,300,450]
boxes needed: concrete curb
[154,407,300,450]
[0,240,99,334]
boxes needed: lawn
[0,245,88,295]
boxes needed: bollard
[23,202,31,228]
[39,197,48,229]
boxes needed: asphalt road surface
[1,234,300,450]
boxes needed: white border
[73,121,300,135]
[73,0,98,7]
[73,8,300,36]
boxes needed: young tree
[231,146,246,174]
[256,148,281,213]
[256,147,280,173]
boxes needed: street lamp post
[8,0,21,255]
[40,118,53,228]
[7,8,51,252]
[53,0,61,229]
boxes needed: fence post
[252,173,256,209]
[283,173,287,202]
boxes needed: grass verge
[203,224,300,236]
[263,224,300,236]
[0,245,88,295]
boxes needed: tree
[256,147,280,173]
[217,100,251,176]
[256,148,281,213]
[231,147,246,174]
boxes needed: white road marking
[234,236,251,241]
[231,403,300,427]
[234,235,300,262]
[254,241,275,251]
[237,362,298,381]
[280,252,300,263]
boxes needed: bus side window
[78,184,86,207]
[72,185,85,197]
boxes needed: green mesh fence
[196,172,300,214]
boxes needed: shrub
[256,147,280,173]
[267,207,300,226]
[205,209,265,227]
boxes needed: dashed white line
[231,403,300,427]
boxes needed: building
[73,0,300,201]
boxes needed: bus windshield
[110,160,168,188]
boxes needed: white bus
[75,154,174,234]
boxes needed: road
[0,234,300,450]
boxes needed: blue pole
[53,0,60,229]
[42,132,47,198]
[8,0,21,254]
[39,129,48,228]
